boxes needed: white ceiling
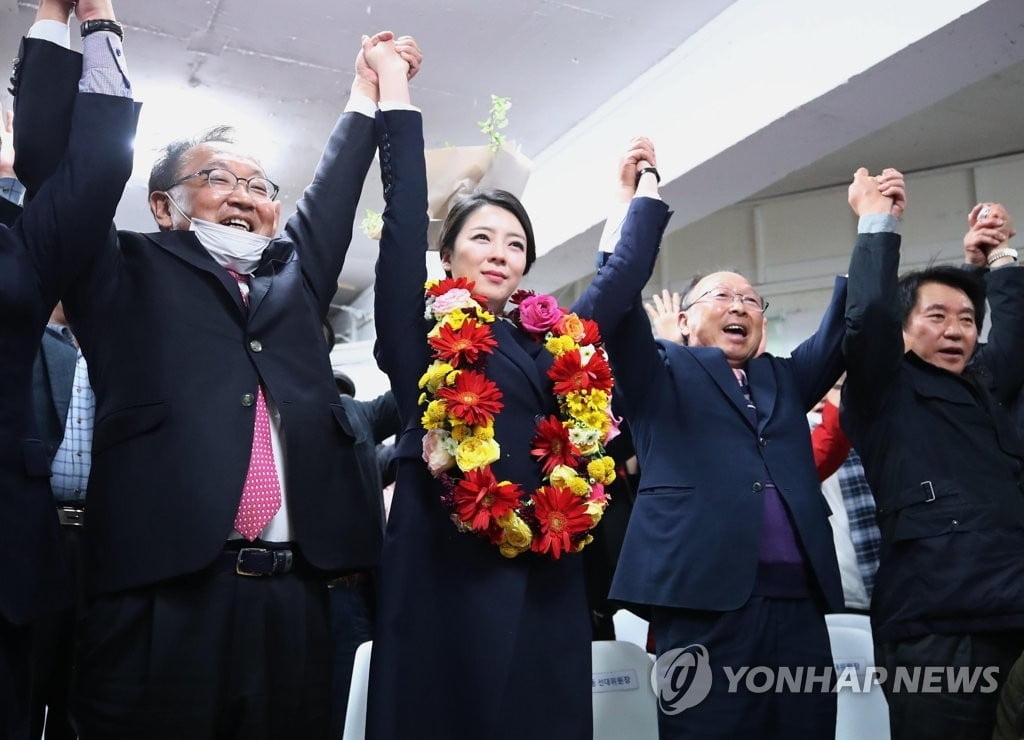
[2,0,1022,312]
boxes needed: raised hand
[74,0,116,22]
[644,289,683,344]
[616,136,657,203]
[848,167,906,218]
[395,36,423,81]
[964,202,1015,266]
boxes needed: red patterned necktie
[227,269,282,540]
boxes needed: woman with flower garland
[360,39,670,740]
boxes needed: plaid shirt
[836,448,881,598]
[50,349,94,502]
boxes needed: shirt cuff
[0,177,25,206]
[858,213,899,234]
[379,101,421,113]
[27,19,71,48]
[598,202,631,254]
[345,93,378,118]
[79,33,131,98]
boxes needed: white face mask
[166,195,271,275]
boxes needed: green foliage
[478,95,512,153]
[361,208,383,239]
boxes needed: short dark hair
[437,189,536,274]
[897,265,986,328]
[147,125,238,196]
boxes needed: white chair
[341,640,373,740]
[592,640,659,740]
[826,618,891,740]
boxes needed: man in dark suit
[576,141,906,738]
[843,195,1024,740]
[0,0,137,736]
[14,23,420,739]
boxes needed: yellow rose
[499,542,527,559]
[418,360,455,392]
[455,436,501,472]
[497,512,534,550]
[586,499,608,518]
[569,477,592,497]
[420,400,449,430]
[548,465,578,489]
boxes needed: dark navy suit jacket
[1,48,137,623]
[15,38,381,597]
[575,197,855,613]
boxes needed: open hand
[643,289,683,344]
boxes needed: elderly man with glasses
[12,15,421,739]
[577,136,906,738]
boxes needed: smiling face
[441,204,528,314]
[903,280,978,375]
[679,271,764,368]
[149,143,281,237]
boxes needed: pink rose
[422,429,455,475]
[518,294,562,333]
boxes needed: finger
[370,30,395,43]
[643,302,658,321]
[651,293,666,312]
[670,291,681,312]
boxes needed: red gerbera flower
[453,468,523,532]
[548,349,614,395]
[437,371,504,426]
[429,319,498,368]
[530,485,594,559]
[508,289,536,306]
[530,415,580,474]
[427,276,489,307]
[578,318,602,346]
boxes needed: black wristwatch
[80,19,124,41]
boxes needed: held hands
[963,202,1015,266]
[644,289,684,344]
[616,136,657,203]
[74,0,117,22]
[847,167,906,219]
[35,0,74,23]
[354,32,421,102]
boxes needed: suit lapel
[691,347,757,432]
[42,333,76,427]
[491,320,549,405]
[145,231,247,314]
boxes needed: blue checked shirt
[836,449,881,598]
[50,348,94,502]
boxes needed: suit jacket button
[758,436,767,447]
[752,481,764,493]
[241,393,255,407]
[249,339,263,352]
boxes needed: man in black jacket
[843,191,1024,740]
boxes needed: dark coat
[843,234,1024,642]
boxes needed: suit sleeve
[368,390,401,443]
[11,37,82,200]
[282,110,376,317]
[973,266,1024,404]
[372,109,429,426]
[783,274,848,411]
[842,231,904,418]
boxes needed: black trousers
[876,630,1024,740]
[652,596,836,740]
[29,524,85,740]
[71,550,332,740]
[0,619,31,740]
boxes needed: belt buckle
[57,506,85,527]
[921,480,936,503]
[235,547,269,577]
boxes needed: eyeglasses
[170,168,280,202]
[681,287,769,314]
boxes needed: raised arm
[966,203,1024,402]
[14,0,139,306]
[842,167,907,417]
[283,32,421,316]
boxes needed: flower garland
[419,277,618,560]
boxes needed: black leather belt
[225,546,295,577]
[56,505,85,527]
